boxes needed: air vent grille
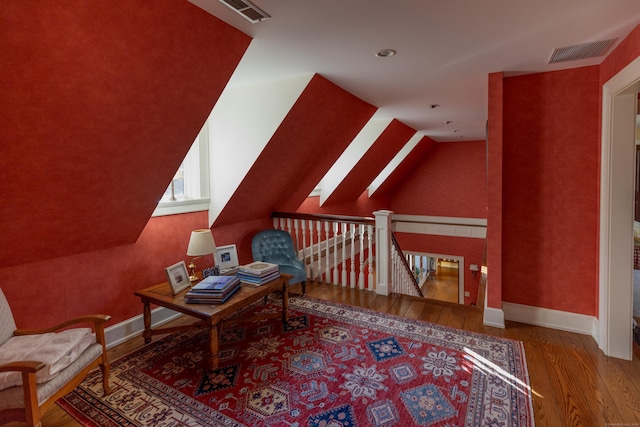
[219,0,270,23]
[548,39,616,64]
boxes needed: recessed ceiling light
[376,49,396,58]
[443,120,453,124]
[429,104,440,109]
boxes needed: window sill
[152,199,210,217]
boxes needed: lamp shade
[186,229,217,256]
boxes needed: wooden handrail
[391,232,423,297]
[272,211,375,226]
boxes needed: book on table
[237,270,280,286]
[237,261,280,286]
[190,275,239,293]
[184,277,241,304]
[185,285,240,304]
[238,261,279,276]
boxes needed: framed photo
[165,261,191,295]
[214,244,239,270]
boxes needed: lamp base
[188,259,199,282]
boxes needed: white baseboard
[104,307,181,349]
[502,302,596,335]
[483,306,505,328]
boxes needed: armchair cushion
[0,328,95,391]
[0,342,103,409]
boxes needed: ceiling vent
[548,39,616,64]
[219,0,270,23]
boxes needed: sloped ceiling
[0,1,250,267]
[212,74,377,227]
[322,119,416,206]
[372,135,437,199]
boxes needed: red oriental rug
[59,295,535,426]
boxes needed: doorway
[406,252,465,304]
[600,55,640,360]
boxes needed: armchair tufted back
[252,229,298,266]
[0,289,17,346]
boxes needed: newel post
[373,210,393,296]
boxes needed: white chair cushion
[0,328,95,391]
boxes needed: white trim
[152,198,210,217]
[393,215,487,239]
[483,305,505,329]
[393,214,487,226]
[599,54,640,360]
[503,302,595,336]
[103,307,181,349]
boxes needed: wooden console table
[134,273,292,370]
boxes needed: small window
[152,123,210,217]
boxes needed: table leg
[207,321,220,371]
[142,299,152,344]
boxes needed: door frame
[409,251,465,304]
[599,55,640,360]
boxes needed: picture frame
[165,261,191,295]
[214,244,239,270]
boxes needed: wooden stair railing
[391,233,424,297]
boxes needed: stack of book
[185,275,240,304]
[237,261,280,286]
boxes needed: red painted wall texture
[0,1,250,267]
[501,66,600,315]
[600,23,640,84]
[486,72,504,309]
[390,140,487,218]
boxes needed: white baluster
[367,224,373,291]
[350,223,356,288]
[341,222,348,286]
[273,217,279,229]
[358,224,365,290]
[302,220,309,278]
[324,221,331,283]
[309,220,316,281]
[316,221,323,282]
[293,219,300,254]
[333,222,340,285]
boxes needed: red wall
[0,1,250,268]
[390,140,487,218]
[487,73,504,309]
[501,66,600,315]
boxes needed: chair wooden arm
[13,314,111,336]
[0,361,45,374]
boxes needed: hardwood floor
[35,281,640,427]
[422,266,459,303]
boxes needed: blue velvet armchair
[252,229,307,294]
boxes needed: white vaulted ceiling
[190,0,640,142]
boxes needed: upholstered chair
[252,229,307,294]
[0,289,111,427]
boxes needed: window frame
[152,123,210,217]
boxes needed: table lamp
[186,229,217,282]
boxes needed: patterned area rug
[59,296,534,426]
